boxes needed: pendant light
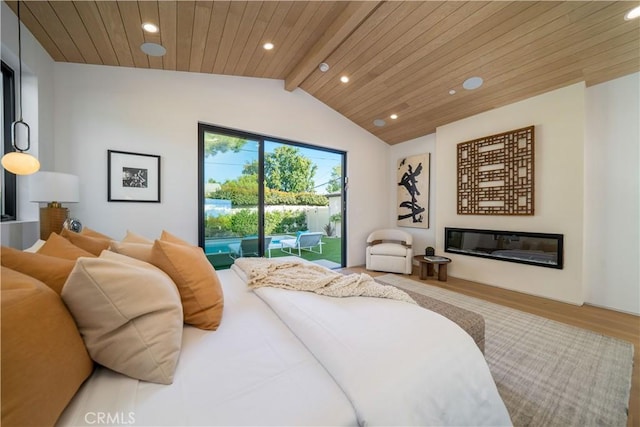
[1,1,40,175]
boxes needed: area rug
[377,274,634,427]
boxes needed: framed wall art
[397,153,430,228]
[457,126,534,215]
[108,150,161,202]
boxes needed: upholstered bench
[401,287,485,354]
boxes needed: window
[198,123,346,270]
[1,61,17,221]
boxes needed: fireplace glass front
[444,227,563,269]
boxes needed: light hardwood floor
[340,266,640,427]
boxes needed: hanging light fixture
[1,1,40,175]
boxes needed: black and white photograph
[122,167,148,188]
[108,150,160,202]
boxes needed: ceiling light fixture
[142,22,159,33]
[263,42,274,50]
[1,0,40,175]
[340,75,349,83]
[140,42,166,57]
[390,114,398,120]
[624,5,640,20]
[319,62,330,72]
[373,119,386,127]
[449,89,456,95]
[463,76,483,90]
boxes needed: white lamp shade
[29,171,80,203]
[1,152,41,175]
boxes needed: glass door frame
[197,122,347,267]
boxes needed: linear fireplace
[445,227,563,269]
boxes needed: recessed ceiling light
[140,42,166,57]
[263,42,274,50]
[373,119,386,127]
[449,89,456,95]
[463,76,483,90]
[390,114,398,120]
[624,5,640,20]
[319,63,330,72]
[142,23,159,33]
[340,75,349,83]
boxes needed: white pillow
[61,253,183,384]
[23,239,46,253]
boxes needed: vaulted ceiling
[4,1,640,144]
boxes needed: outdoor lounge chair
[280,232,324,256]
[229,236,272,259]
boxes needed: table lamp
[29,171,79,240]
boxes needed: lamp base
[40,206,68,240]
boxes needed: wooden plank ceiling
[5,1,640,144]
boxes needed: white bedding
[58,269,358,427]
[58,266,511,427]
[255,287,511,426]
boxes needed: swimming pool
[204,235,292,254]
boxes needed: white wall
[584,73,640,315]
[434,83,586,305]
[1,1,55,231]
[52,63,389,266]
[389,133,437,256]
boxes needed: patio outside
[202,131,344,270]
[205,234,342,270]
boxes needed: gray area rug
[377,274,634,427]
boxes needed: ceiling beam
[284,1,382,92]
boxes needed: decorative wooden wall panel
[457,126,534,215]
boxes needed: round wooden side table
[413,255,452,282]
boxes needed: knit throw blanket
[233,258,416,305]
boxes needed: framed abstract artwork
[108,150,161,202]
[397,153,430,228]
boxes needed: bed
[1,230,511,427]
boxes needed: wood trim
[368,239,411,248]
[284,1,381,91]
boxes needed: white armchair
[365,229,413,274]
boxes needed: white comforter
[58,266,511,426]
[254,286,510,426]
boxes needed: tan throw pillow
[37,232,96,260]
[160,230,192,246]
[123,230,153,244]
[81,227,113,240]
[61,256,183,385]
[109,241,153,263]
[0,246,75,294]
[150,239,224,331]
[61,228,111,256]
[1,267,94,427]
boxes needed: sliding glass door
[198,123,346,270]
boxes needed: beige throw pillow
[122,230,153,244]
[109,241,153,263]
[61,255,183,384]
